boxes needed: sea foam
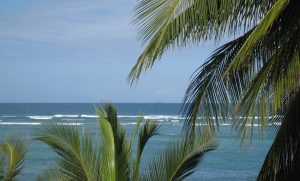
[0,122,41,125]
[1,116,17,118]
[27,116,53,120]
[80,115,99,118]
[57,123,83,126]
[53,114,79,118]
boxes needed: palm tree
[36,104,216,181]
[128,0,300,180]
[0,138,27,181]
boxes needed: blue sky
[0,0,230,103]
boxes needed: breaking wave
[27,116,53,120]
[0,122,41,125]
[57,123,83,126]
[53,114,79,118]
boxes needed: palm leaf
[37,168,71,181]
[128,0,300,179]
[96,104,131,181]
[182,0,300,140]
[0,137,27,181]
[35,123,100,181]
[233,38,300,142]
[225,0,289,73]
[129,116,143,155]
[182,30,252,133]
[257,89,300,180]
[37,103,217,181]
[129,0,277,84]
[133,120,159,181]
[141,130,216,181]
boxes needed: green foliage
[141,130,216,181]
[0,138,27,181]
[130,0,300,180]
[37,169,70,181]
[133,120,159,181]
[36,104,216,181]
[257,91,300,180]
[128,0,277,85]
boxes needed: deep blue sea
[0,103,273,181]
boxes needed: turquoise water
[0,103,273,180]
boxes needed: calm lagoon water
[0,103,273,181]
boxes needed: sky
[0,0,231,103]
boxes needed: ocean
[0,103,273,181]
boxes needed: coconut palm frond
[37,168,71,181]
[226,0,289,73]
[227,1,300,141]
[35,124,99,181]
[129,116,143,155]
[97,109,116,181]
[182,0,300,139]
[96,104,131,181]
[225,0,300,87]
[141,131,216,181]
[232,49,280,141]
[257,89,300,181]
[129,0,300,179]
[0,137,27,181]
[129,0,277,85]
[133,120,159,181]
[233,41,300,141]
[81,130,102,181]
[37,104,216,181]
[182,31,252,133]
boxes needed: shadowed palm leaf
[257,91,300,180]
[130,0,300,180]
[36,104,216,181]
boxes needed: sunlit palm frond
[141,130,216,181]
[129,0,300,179]
[182,0,300,140]
[129,116,143,155]
[0,138,27,181]
[227,1,300,141]
[129,0,277,85]
[225,0,289,73]
[133,120,159,181]
[38,104,216,181]
[35,124,100,181]
[96,104,131,181]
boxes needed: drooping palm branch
[129,0,300,180]
[257,88,300,180]
[0,138,27,181]
[36,104,216,181]
[128,0,277,85]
